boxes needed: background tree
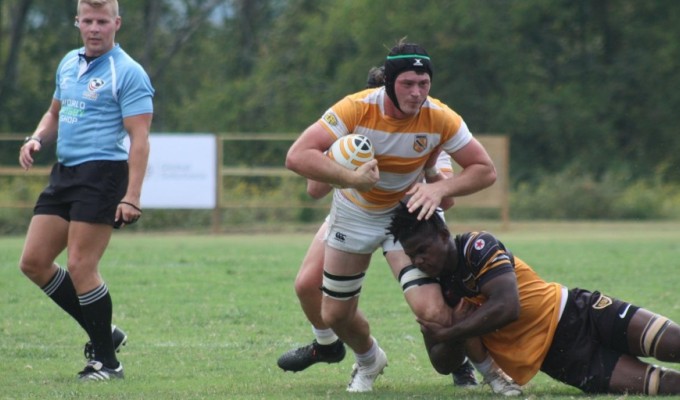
[0,0,32,119]
[1,0,679,189]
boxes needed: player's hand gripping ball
[327,134,374,170]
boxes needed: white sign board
[126,134,217,209]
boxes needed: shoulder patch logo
[592,294,613,309]
[413,135,428,153]
[474,239,485,250]
[323,112,338,126]
[59,77,71,90]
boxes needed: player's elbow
[307,180,332,199]
[307,188,326,199]
[285,150,302,174]
[483,165,497,188]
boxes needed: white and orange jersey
[319,87,471,211]
[434,149,454,176]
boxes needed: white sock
[312,326,338,345]
[354,338,377,366]
[472,354,495,378]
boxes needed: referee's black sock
[41,266,88,332]
[79,283,118,369]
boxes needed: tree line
[2,0,679,187]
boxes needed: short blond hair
[78,0,119,16]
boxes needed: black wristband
[119,201,142,213]
[23,136,42,144]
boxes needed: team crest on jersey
[474,238,486,250]
[82,78,105,100]
[413,135,428,153]
[88,78,105,91]
[462,273,477,293]
[323,112,338,126]
[592,294,613,309]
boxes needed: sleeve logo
[474,238,485,250]
[323,112,338,126]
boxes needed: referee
[17,0,153,381]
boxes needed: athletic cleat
[77,360,124,381]
[277,339,346,372]
[346,346,388,392]
[484,369,523,396]
[84,325,128,361]
[452,359,479,387]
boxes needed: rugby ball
[327,134,374,170]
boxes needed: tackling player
[389,202,680,395]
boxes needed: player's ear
[74,17,79,27]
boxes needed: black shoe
[77,360,124,381]
[84,325,128,361]
[277,339,346,372]
[452,359,479,387]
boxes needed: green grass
[1,221,680,399]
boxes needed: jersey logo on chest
[413,135,428,152]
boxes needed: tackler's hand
[416,318,452,344]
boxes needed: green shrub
[511,169,678,220]
[3,167,679,234]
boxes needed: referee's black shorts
[540,288,638,393]
[34,160,128,226]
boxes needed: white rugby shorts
[324,190,402,254]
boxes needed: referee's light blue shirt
[54,44,154,166]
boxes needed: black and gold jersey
[440,231,563,385]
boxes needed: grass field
[1,221,680,399]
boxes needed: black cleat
[84,325,128,361]
[452,359,479,387]
[277,339,346,372]
[77,360,124,381]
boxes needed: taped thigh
[640,314,671,357]
[398,265,438,293]
[321,271,365,301]
[644,365,665,395]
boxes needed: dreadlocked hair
[388,202,448,244]
[365,66,385,88]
